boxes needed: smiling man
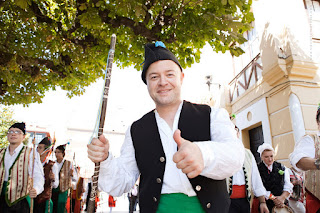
[0,122,44,212]
[88,42,245,213]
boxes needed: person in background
[88,41,244,213]
[52,144,77,213]
[73,168,85,213]
[288,167,305,213]
[84,177,92,212]
[35,137,59,213]
[67,166,81,213]
[227,126,269,213]
[0,122,44,212]
[289,104,320,213]
[128,182,139,213]
[257,143,293,212]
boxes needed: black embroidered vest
[258,161,285,196]
[131,101,230,213]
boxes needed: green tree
[0,0,254,105]
[0,106,17,148]
[0,106,30,147]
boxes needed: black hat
[56,144,66,153]
[39,137,51,148]
[56,142,70,153]
[9,122,26,134]
[141,41,182,84]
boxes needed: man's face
[55,149,64,161]
[146,60,184,107]
[7,127,25,145]
[261,150,274,166]
[37,144,46,156]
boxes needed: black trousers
[52,190,59,213]
[228,198,250,213]
[0,195,29,213]
[128,195,139,213]
[34,200,48,213]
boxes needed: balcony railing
[229,54,263,103]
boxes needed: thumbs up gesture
[173,129,204,178]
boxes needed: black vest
[258,161,285,196]
[131,101,230,213]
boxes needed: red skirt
[306,190,320,213]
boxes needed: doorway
[249,125,264,164]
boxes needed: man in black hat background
[34,137,59,213]
[88,42,245,212]
[0,122,44,212]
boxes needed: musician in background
[257,143,293,212]
[34,137,59,213]
[0,122,44,212]
[52,144,77,213]
[290,105,320,213]
[72,167,85,213]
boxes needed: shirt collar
[6,143,24,156]
[154,100,183,117]
[154,101,183,130]
[56,159,65,165]
[263,161,273,171]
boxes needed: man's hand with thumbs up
[173,129,204,178]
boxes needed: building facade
[226,0,320,166]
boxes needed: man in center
[87,42,245,212]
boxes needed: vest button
[153,197,157,202]
[160,157,165,162]
[207,203,211,208]
[156,178,162,183]
[195,185,201,191]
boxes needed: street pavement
[82,192,139,213]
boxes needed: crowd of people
[0,42,319,213]
[0,122,123,213]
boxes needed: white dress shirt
[54,159,78,189]
[289,134,318,172]
[232,152,267,197]
[4,143,44,195]
[98,102,245,197]
[262,162,293,199]
[42,160,59,189]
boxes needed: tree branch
[99,8,165,42]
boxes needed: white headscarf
[257,143,274,157]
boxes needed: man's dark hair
[56,144,66,157]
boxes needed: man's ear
[180,72,185,83]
